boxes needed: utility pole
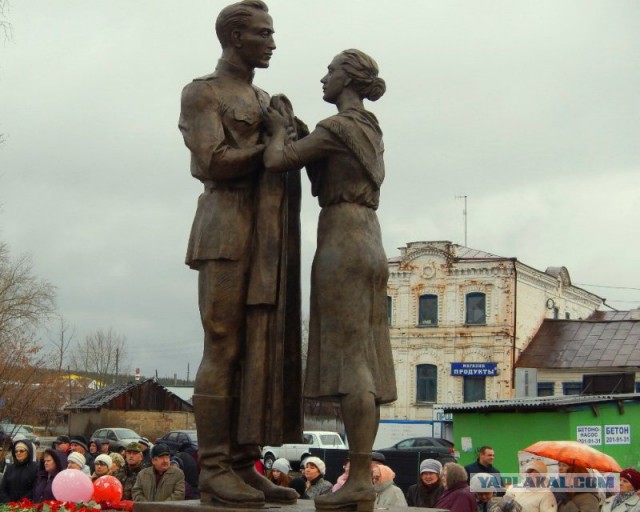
[115,348,119,384]
[455,195,468,246]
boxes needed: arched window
[465,292,486,324]
[416,364,437,402]
[418,294,438,326]
[387,296,392,325]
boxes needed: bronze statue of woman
[264,49,397,511]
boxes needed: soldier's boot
[233,446,298,505]
[193,394,265,508]
[314,452,375,511]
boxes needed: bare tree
[0,242,57,432]
[71,328,128,387]
[47,314,75,372]
[0,242,56,343]
[0,0,12,43]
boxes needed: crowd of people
[0,434,199,504]
[1,436,639,511]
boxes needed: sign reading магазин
[450,362,497,376]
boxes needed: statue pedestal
[133,500,448,512]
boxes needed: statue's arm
[264,122,339,173]
[179,81,264,181]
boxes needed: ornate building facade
[383,241,603,421]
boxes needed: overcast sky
[1,0,638,379]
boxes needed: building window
[416,364,437,403]
[537,382,554,397]
[418,294,438,326]
[463,376,486,402]
[562,382,582,395]
[565,312,570,319]
[553,307,560,319]
[465,292,486,324]
[387,296,392,325]
[636,382,640,393]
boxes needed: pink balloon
[52,469,94,503]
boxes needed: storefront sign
[604,424,631,445]
[576,425,602,445]
[451,362,497,376]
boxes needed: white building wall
[383,241,603,421]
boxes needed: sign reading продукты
[450,362,498,376]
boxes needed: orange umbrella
[523,440,621,473]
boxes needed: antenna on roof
[455,195,468,246]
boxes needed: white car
[261,431,347,470]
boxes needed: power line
[574,283,640,291]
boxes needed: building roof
[516,318,640,369]
[440,393,640,413]
[65,378,193,412]
[588,310,636,321]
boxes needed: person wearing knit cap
[92,454,113,481]
[267,458,292,488]
[372,464,407,507]
[302,457,332,500]
[0,440,37,503]
[406,458,444,508]
[67,452,87,473]
[601,468,640,512]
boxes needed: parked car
[380,436,457,463]
[91,427,142,452]
[261,431,347,470]
[0,424,40,446]
[155,430,197,454]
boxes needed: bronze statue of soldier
[178,0,303,507]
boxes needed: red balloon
[93,475,123,503]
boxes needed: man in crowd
[132,444,185,502]
[465,446,502,488]
[53,435,70,465]
[115,441,149,500]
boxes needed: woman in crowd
[33,448,66,502]
[601,468,640,512]
[109,452,125,475]
[264,47,395,512]
[267,458,292,488]
[371,463,407,507]
[92,453,112,481]
[555,463,600,512]
[88,439,100,458]
[501,459,557,512]
[171,457,198,500]
[434,462,476,512]
[301,457,332,499]
[332,459,350,492]
[0,440,38,503]
[406,459,444,508]
[67,451,87,475]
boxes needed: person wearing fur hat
[601,468,640,512]
[33,448,66,502]
[497,459,557,512]
[0,440,38,503]
[267,458,292,488]
[435,462,476,512]
[406,458,444,508]
[92,453,113,481]
[372,463,407,507]
[302,457,332,499]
